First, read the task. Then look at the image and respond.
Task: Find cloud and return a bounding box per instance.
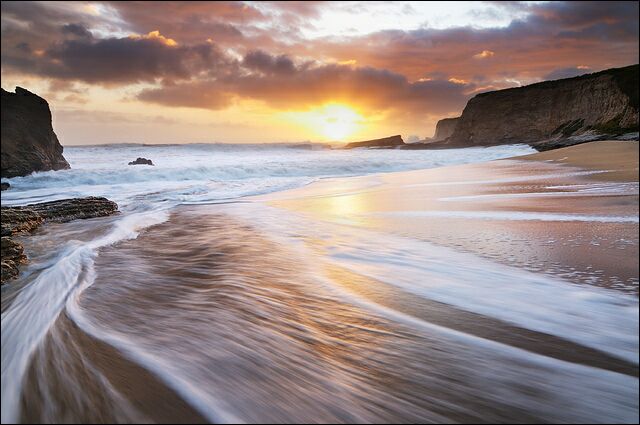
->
[3,31,236,84]
[243,50,297,75]
[1,0,638,125]
[473,50,495,59]
[139,51,472,115]
[137,80,235,110]
[61,23,93,39]
[128,30,178,47]
[543,66,592,80]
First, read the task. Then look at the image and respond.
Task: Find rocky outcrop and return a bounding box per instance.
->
[128,157,154,166]
[0,197,118,284]
[1,207,44,237]
[28,197,119,222]
[430,64,639,150]
[1,182,9,191]
[433,117,460,141]
[1,87,70,178]
[1,237,27,283]
[343,135,405,149]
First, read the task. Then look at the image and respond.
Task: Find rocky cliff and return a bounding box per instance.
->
[432,64,639,150]
[343,135,405,149]
[433,117,460,141]
[1,87,70,178]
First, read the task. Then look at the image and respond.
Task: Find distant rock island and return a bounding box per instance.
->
[1,87,70,178]
[429,64,639,151]
[128,157,154,166]
[343,135,405,149]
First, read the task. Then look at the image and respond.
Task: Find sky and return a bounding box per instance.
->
[1,1,638,145]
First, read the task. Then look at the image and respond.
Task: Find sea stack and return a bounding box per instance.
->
[343,135,405,149]
[1,87,70,178]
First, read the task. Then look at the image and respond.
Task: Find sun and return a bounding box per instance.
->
[319,104,361,140]
[280,103,363,141]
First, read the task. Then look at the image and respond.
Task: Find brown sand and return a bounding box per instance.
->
[519,140,639,181]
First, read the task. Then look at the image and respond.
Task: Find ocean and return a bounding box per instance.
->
[0,142,535,207]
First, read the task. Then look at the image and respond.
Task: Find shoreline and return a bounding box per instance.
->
[2,140,638,423]
[255,140,639,295]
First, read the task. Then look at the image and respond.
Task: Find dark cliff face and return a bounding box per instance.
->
[1,87,70,178]
[343,135,405,149]
[439,65,639,149]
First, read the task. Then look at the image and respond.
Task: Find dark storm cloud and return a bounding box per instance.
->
[61,23,93,39]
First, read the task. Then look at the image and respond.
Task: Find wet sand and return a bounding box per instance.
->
[17,207,637,423]
[259,141,639,295]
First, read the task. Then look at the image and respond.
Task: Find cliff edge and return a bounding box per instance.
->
[1,87,70,178]
[431,64,638,150]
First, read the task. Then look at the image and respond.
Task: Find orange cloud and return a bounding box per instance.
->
[473,50,495,59]
[128,30,178,47]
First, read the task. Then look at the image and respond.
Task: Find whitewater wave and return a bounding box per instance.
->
[1,143,535,208]
[0,209,169,423]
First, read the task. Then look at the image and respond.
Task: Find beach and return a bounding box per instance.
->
[2,141,638,423]
[261,141,639,294]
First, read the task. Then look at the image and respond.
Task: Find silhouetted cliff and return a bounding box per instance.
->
[1,87,70,177]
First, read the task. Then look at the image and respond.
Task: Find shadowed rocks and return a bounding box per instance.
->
[1,87,70,178]
[0,197,118,284]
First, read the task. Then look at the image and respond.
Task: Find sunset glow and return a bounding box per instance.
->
[319,105,361,140]
[0,1,638,144]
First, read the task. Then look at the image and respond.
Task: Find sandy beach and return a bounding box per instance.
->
[260,141,639,295]
[4,141,639,423]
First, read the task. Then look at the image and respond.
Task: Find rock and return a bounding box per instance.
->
[1,237,27,283]
[0,197,118,284]
[27,196,119,223]
[429,64,639,150]
[1,207,43,236]
[343,135,405,149]
[1,182,9,191]
[1,87,70,178]
[432,117,460,142]
[128,157,154,166]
